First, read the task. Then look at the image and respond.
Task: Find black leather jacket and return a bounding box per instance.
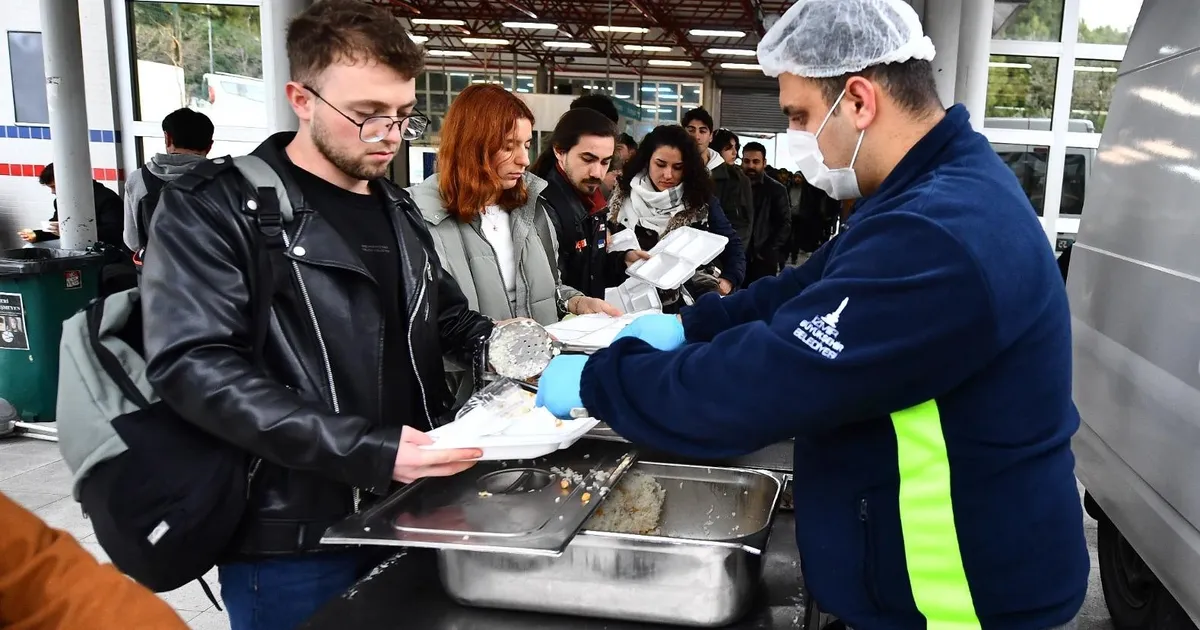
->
[141,133,493,557]
[748,175,792,261]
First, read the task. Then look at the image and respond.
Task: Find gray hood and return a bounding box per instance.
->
[408,171,550,226]
[147,152,207,181]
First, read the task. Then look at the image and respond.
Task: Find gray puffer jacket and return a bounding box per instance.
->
[407,172,581,324]
[408,172,583,408]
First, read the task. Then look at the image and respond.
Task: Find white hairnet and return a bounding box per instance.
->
[757,0,936,79]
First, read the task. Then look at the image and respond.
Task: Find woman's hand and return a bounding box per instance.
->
[718,278,735,296]
[623,250,651,267]
[17,229,36,243]
[567,296,623,317]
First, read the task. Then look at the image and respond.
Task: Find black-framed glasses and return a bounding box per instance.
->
[304,85,429,143]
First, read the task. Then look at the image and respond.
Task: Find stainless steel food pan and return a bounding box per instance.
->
[437,462,785,627]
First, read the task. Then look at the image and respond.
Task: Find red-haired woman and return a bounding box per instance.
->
[407,85,618,401]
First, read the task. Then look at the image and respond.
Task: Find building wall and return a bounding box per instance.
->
[0,0,121,250]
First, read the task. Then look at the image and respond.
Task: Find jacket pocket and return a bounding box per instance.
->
[859,497,883,612]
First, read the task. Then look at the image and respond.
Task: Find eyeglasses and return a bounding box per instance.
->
[303,85,429,143]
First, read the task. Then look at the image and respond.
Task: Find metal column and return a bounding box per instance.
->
[261,0,311,133]
[39,0,97,248]
[923,0,962,108]
[954,0,996,131]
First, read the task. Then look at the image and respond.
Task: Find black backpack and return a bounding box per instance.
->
[56,155,290,606]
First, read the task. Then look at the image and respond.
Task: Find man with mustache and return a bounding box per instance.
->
[533,108,649,298]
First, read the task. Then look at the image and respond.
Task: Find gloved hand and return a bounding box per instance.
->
[535,355,588,419]
[611,313,686,351]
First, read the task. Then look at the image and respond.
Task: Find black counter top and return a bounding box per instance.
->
[301,513,827,630]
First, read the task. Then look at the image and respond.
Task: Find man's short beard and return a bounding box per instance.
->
[311,115,394,181]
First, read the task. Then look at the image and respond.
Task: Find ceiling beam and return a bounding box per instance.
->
[628,0,711,70]
[741,0,765,36]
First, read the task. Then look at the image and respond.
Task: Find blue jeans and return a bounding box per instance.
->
[218,550,383,630]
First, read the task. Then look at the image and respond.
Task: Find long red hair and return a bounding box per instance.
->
[437,84,535,223]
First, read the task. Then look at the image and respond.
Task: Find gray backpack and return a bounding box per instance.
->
[54,155,293,604]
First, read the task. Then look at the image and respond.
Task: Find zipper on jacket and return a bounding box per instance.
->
[471,222,517,319]
[246,457,262,499]
[281,228,362,512]
[408,260,433,429]
[859,498,883,612]
[518,261,535,315]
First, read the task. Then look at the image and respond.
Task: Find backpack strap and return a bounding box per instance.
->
[230,155,291,361]
[85,295,153,410]
[136,166,167,251]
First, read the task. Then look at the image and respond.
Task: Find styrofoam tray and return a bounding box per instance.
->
[421,415,602,461]
[544,310,661,353]
[626,226,728,290]
[605,278,662,315]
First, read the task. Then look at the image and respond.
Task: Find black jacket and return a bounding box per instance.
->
[140,133,493,557]
[38,182,126,250]
[712,163,754,248]
[539,167,628,299]
[748,175,791,261]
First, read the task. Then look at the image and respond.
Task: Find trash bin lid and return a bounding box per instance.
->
[0,248,107,277]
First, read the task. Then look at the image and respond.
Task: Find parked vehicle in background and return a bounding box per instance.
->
[190,72,267,128]
[1069,1,1200,627]
[988,117,1096,253]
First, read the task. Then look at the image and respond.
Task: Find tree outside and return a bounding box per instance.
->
[132,2,262,104]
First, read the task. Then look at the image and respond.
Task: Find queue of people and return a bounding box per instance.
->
[5,1,1091,630]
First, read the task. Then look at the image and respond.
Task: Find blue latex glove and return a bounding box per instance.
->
[536,355,588,419]
[611,313,687,351]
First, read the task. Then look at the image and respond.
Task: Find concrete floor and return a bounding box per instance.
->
[0,433,1115,630]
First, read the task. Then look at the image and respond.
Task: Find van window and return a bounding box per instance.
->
[994,148,1088,217]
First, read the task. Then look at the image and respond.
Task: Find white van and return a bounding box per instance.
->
[1069,1,1200,628]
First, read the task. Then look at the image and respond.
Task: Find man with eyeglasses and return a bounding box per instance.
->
[138,2,492,628]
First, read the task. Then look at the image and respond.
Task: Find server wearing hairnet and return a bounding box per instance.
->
[535,0,1088,628]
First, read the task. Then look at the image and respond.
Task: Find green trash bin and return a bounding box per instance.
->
[0,247,106,422]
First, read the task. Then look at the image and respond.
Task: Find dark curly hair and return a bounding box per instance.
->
[618,125,714,212]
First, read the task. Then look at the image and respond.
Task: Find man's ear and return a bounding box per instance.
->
[844,75,878,131]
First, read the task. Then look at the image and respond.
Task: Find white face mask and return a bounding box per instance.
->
[787,89,865,201]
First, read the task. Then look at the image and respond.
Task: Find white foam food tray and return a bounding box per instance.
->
[544,310,661,353]
[626,226,728,290]
[422,406,601,461]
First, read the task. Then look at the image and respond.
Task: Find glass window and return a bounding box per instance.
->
[992,143,1050,215]
[1070,59,1119,133]
[1078,0,1143,44]
[640,82,660,99]
[658,105,680,123]
[416,74,427,90]
[131,3,263,126]
[429,72,447,92]
[415,93,427,111]
[615,81,636,100]
[985,55,1059,126]
[1060,151,1091,216]
[7,32,48,124]
[449,73,471,92]
[993,0,1064,42]
[429,93,448,114]
[681,84,702,104]
[658,84,681,102]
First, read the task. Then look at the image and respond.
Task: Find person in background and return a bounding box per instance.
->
[741,141,791,284]
[141,2,492,627]
[608,124,745,311]
[532,108,650,299]
[0,491,189,629]
[407,85,619,406]
[123,107,214,252]
[20,164,124,250]
[536,0,1089,627]
[712,128,741,167]
[616,133,637,166]
[683,108,754,255]
[570,93,620,124]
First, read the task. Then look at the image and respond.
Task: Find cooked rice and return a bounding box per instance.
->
[584,471,666,535]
